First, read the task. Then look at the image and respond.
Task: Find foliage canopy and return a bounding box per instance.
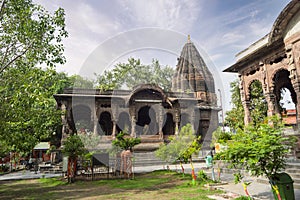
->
[96,58,174,91]
[155,124,201,164]
[62,135,86,159]
[218,117,296,179]
[112,131,141,152]
[0,0,68,156]
[0,0,68,73]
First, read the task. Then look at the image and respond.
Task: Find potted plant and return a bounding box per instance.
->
[62,135,86,183]
[111,131,141,178]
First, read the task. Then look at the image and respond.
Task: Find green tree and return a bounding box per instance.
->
[155,124,201,174]
[96,58,174,91]
[62,134,86,183]
[78,133,102,151]
[224,80,244,131]
[69,74,94,88]
[211,127,232,147]
[112,131,141,152]
[249,80,268,126]
[219,116,296,181]
[62,135,86,159]
[0,0,67,156]
[0,0,68,73]
[0,66,68,156]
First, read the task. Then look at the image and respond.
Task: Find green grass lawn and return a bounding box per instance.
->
[0,170,224,200]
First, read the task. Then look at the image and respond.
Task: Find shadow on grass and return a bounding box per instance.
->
[0,170,221,200]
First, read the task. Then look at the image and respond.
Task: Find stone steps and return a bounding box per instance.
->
[215,159,300,190]
[257,177,300,190]
[256,160,300,189]
[132,152,167,167]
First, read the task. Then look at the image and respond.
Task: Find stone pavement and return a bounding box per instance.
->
[1,163,300,200]
[0,170,61,181]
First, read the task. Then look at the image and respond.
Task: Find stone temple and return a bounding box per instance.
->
[54,37,220,151]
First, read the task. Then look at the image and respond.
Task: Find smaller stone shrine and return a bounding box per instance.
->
[54,36,220,151]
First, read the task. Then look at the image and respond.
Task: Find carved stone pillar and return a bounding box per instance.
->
[93,106,98,135]
[61,103,68,141]
[112,107,118,138]
[157,106,164,140]
[131,115,136,137]
[242,100,251,125]
[175,111,180,136]
[112,120,117,138]
[287,44,300,130]
[292,83,300,130]
[239,74,251,125]
[265,93,279,117]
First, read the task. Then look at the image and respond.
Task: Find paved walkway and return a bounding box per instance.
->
[0,170,61,181]
[1,163,300,200]
[135,163,300,200]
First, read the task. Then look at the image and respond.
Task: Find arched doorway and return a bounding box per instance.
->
[273,69,296,109]
[136,106,158,136]
[163,113,175,135]
[117,112,131,134]
[99,112,113,136]
[273,69,297,126]
[249,80,268,125]
[72,105,92,133]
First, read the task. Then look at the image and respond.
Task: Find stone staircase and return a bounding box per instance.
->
[255,160,300,189]
[212,159,300,189]
[132,151,167,167]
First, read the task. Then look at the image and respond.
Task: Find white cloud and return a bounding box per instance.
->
[221,32,245,46]
[32,0,291,111]
[117,0,201,32]
[67,2,121,36]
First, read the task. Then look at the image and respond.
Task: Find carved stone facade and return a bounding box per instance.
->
[224,1,300,128]
[54,39,220,151]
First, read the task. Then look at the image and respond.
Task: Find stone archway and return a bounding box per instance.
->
[248,80,268,124]
[99,111,113,136]
[72,105,92,132]
[136,106,158,136]
[223,1,300,129]
[163,113,175,135]
[117,112,131,134]
[273,69,297,109]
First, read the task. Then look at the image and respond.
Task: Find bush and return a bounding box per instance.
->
[112,131,141,152]
[198,170,208,182]
[211,127,233,147]
[219,116,296,179]
[62,135,86,159]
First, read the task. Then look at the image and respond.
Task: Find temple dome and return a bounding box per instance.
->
[172,37,215,95]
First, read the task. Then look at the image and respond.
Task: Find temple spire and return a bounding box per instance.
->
[187,34,191,43]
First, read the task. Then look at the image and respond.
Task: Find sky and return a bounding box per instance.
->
[34,0,292,112]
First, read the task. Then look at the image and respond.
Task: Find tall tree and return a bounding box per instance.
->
[249,80,268,126]
[0,0,67,73]
[224,80,245,131]
[0,66,68,155]
[219,117,296,197]
[96,58,174,91]
[69,74,94,89]
[0,0,68,156]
